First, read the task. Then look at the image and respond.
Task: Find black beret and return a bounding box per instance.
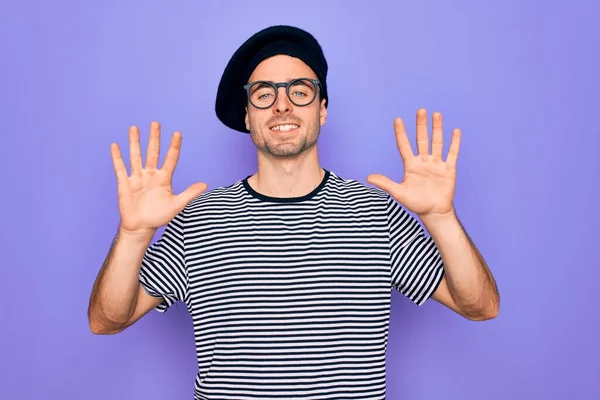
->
[215,25,329,134]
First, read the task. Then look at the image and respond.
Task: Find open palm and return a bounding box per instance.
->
[111,122,207,235]
[367,109,461,218]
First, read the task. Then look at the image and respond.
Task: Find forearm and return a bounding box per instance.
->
[88,225,155,330]
[420,209,499,319]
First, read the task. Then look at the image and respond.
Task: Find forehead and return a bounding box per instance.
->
[248,54,318,82]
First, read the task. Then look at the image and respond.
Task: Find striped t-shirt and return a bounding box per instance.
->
[139,169,445,400]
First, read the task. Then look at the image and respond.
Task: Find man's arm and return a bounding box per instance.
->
[88,225,161,334]
[421,210,500,321]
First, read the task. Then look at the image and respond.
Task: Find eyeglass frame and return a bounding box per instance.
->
[243,78,322,109]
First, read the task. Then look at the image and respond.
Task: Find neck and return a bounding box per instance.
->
[248,145,324,198]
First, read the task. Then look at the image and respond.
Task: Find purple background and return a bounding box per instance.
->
[1,1,598,399]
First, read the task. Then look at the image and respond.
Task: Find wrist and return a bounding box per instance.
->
[418,207,458,231]
[117,224,156,244]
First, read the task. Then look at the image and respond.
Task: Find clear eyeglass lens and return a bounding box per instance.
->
[249,79,316,108]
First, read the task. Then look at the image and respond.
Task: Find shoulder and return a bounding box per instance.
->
[182,178,247,216]
[326,170,391,203]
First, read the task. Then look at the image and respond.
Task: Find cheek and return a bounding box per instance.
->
[248,111,266,128]
[247,113,270,138]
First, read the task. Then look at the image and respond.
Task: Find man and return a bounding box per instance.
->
[88,25,499,399]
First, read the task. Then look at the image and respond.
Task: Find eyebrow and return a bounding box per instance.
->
[289,79,310,87]
[249,82,272,94]
[253,82,272,89]
[248,78,313,93]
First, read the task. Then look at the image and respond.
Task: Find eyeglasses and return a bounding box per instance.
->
[244,78,321,109]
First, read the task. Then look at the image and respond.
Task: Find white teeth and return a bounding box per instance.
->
[271,124,298,132]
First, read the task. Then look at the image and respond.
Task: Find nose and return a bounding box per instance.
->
[273,87,292,114]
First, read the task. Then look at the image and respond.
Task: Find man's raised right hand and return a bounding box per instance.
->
[110,121,207,236]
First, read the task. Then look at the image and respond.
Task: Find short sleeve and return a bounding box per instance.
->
[138,210,188,313]
[385,194,445,305]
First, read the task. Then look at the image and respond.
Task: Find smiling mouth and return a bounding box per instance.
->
[270,124,299,132]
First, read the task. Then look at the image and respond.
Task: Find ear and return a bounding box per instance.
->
[319,98,328,126]
[244,106,249,131]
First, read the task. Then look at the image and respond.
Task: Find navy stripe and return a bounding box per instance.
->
[139,170,445,399]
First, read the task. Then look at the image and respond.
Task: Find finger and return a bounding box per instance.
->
[161,131,182,175]
[416,108,429,157]
[146,121,161,170]
[431,112,444,162]
[446,128,461,167]
[110,143,129,185]
[175,182,208,211]
[129,125,143,175]
[393,117,414,161]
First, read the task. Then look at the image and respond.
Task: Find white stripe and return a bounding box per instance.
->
[139,170,444,399]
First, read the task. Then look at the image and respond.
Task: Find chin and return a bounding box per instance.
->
[264,142,306,158]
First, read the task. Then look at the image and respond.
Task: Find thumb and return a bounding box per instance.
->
[175,182,208,210]
[367,174,406,203]
[366,174,398,194]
